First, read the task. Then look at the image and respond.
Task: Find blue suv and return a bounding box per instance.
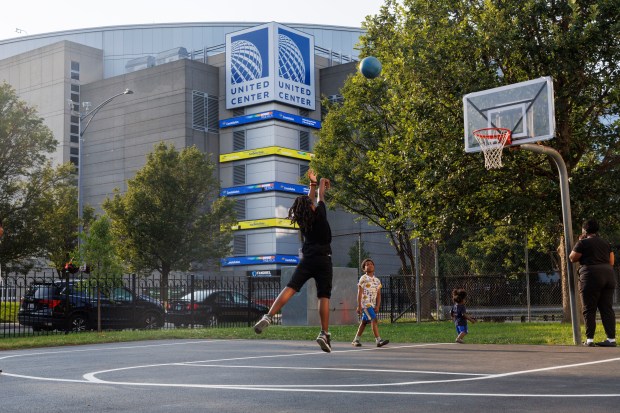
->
[18,281,164,332]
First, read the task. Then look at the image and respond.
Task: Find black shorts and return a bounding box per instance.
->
[287,255,333,298]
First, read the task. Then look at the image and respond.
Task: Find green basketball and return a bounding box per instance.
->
[359,56,382,79]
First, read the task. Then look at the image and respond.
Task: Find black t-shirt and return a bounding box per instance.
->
[572,235,612,266]
[301,201,332,257]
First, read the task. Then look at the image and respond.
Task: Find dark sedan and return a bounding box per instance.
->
[166,289,268,327]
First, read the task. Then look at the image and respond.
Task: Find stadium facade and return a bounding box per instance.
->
[0,22,401,276]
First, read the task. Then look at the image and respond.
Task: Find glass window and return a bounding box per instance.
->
[70,156,78,166]
[213,292,233,305]
[70,125,79,134]
[70,147,79,155]
[71,61,80,71]
[232,292,250,305]
[110,287,133,302]
[70,135,79,143]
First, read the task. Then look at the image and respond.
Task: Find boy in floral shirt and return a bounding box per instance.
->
[351,258,389,347]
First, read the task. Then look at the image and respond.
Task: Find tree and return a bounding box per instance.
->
[0,82,67,272]
[80,215,123,280]
[36,163,82,274]
[347,240,372,273]
[104,143,237,303]
[315,0,620,321]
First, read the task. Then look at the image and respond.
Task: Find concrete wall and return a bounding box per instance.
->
[0,41,103,167]
[80,59,219,213]
[281,266,358,326]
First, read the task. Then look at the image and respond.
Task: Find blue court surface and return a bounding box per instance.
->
[1,339,618,412]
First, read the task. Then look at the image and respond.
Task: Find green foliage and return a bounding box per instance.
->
[347,240,372,269]
[0,82,74,272]
[315,0,620,283]
[80,215,123,280]
[3,322,619,350]
[37,163,79,274]
[0,302,19,323]
[103,143,236,298]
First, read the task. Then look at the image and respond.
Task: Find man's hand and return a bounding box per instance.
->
[308,169,318,183]
[320,178,331,190]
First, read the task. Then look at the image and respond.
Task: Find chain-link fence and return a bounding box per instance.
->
[335,227,620,323]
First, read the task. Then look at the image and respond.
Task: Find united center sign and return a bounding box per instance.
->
[225,22,316,110]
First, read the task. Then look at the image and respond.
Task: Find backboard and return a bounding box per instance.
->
[463,77,555,153]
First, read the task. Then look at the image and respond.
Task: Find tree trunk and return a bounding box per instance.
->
[419,243,434,320]
[160,262,171,308]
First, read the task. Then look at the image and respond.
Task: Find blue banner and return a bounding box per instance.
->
[219,110,321,129]
[221,254,300,266]
[220,181,309,197]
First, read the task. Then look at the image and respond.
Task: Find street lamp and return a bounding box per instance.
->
[76,88,133,247]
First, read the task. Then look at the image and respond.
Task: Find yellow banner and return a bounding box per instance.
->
[232,218,297,230]
[220,146,314,163]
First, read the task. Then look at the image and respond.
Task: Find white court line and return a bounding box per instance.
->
[3,340,620,397]
[177,363,488,376]
[0,342,448,384]
[0,339,219,361]
[82,349,620,391]
[1,372,92,383]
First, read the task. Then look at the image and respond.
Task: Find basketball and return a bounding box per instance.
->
[359,56,382,79]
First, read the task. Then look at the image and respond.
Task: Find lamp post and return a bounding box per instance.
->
[76,88,133,247]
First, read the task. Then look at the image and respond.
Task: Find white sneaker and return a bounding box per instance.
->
[351,339,362,347]
[316,332,332,353]
[253,314,272,334]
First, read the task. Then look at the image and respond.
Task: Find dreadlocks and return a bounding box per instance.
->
[288,195,315,233]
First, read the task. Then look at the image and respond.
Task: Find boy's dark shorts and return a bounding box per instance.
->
[287,255,333,298]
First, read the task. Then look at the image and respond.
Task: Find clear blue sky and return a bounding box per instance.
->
[1,0,385,41]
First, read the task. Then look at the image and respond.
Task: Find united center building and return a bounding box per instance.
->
[0,22,400,275]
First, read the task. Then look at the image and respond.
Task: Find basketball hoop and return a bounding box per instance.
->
[472,127,512,169]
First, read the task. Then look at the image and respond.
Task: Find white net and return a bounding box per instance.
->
[473,128,511,169]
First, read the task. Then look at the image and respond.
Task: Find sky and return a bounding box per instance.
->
[1,0,385,41]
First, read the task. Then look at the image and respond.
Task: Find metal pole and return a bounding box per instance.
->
[77,89,133,249]
[525,231,531,322]
[520,144,580,344]
[77,114,84,249]
[414,237,421,324]
[434,241,440,320]
[358,228,362,278]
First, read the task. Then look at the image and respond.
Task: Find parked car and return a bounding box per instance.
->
[18,281,164,332]
[166,289,268,327]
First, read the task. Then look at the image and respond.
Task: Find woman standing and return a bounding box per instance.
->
[569,219,616,347]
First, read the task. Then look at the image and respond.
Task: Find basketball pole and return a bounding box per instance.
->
[520,144,581,345]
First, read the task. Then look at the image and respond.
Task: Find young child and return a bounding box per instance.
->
[351,258,389,348]
[450,288,476,343]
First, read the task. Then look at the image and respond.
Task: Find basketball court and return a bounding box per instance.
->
[1,339,619,412]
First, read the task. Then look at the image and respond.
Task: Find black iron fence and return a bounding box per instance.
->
[0,271,282,338]
[1,266,619,338]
